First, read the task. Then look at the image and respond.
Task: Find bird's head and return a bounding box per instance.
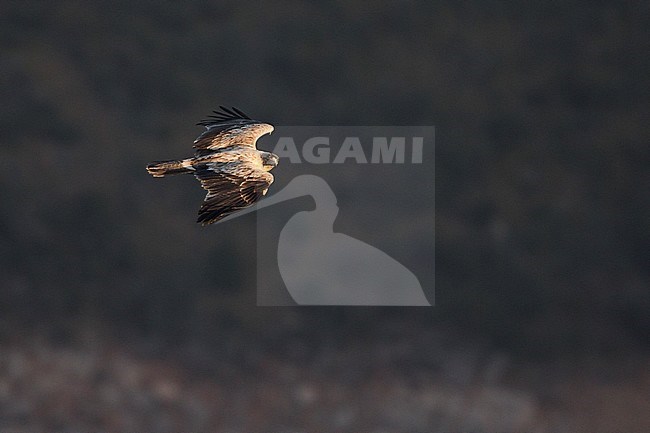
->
[261,151,280,171]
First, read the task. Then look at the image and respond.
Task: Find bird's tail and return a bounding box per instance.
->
[146,159,195,177]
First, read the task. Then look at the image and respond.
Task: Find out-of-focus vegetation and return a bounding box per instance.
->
[0,0,648,358]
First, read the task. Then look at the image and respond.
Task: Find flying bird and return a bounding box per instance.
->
[146,106,278,225]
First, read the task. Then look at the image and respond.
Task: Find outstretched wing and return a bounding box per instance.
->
[194,162,274,225]
[193,106,273,155]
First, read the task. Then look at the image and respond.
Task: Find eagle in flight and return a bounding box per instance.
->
[146,106,279,225]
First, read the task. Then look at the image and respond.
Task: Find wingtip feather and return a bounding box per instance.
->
[196,105,255,127]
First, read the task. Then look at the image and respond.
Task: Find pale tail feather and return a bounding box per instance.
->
[146,159,194,177]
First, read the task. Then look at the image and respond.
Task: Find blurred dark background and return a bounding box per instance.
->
[1,1,649,432]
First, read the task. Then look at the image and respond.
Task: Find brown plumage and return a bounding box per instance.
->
[146,107,279,225]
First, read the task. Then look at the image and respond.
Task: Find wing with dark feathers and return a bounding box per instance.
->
[196,105,252,126]
[194,164,274,225]
[193,106,271,154]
